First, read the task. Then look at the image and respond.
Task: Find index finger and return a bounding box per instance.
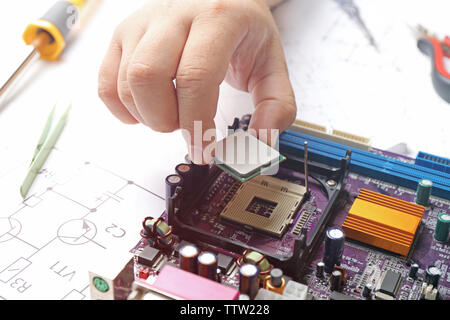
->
[176,11,247,164]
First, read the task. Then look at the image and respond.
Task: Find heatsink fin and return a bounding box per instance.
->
[342,189,425,256]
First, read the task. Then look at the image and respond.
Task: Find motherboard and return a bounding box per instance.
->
[89,116,450,301]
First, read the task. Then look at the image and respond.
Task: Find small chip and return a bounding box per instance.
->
[137,246,161,267]
[214,130,285,182]
[379,270,401,297]
[217,253,234,273]
[330,291,358,300]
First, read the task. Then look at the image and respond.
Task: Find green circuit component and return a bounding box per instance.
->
[415,179,433,206]
[241,251,271,277]
[434,212,450,242]
[143,218,173,245]
[93,277,109,293]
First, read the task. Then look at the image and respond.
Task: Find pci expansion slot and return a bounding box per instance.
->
[279,123,450,200]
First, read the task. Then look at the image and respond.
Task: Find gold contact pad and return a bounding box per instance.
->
[220,175,306,237]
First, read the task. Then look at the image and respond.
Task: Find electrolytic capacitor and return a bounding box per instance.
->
[165,174,183,214]
[323,227,345,273]
[239,263,260,300]
[330,270,342,291]
[434,212,450,242]
[175,163,194,192]
[409,263,420,279]
[198,252,218,281]
[416,179,433,206]
[266,268,286,294]
[165,174,183,201]
[316,261,325,278]
[362,283,373,298]
[179,244,200,273]
[425,266,442,287]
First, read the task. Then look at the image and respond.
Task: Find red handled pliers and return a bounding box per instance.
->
[413,25,450,103]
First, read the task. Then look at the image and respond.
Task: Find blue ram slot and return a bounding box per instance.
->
[279,130,450,200]
[415,151,450,174]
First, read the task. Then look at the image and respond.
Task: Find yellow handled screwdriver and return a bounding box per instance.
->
[0,0,85,97]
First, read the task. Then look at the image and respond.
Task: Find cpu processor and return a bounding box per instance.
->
[214,130,285,182]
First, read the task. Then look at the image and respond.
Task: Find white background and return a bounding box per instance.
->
[0,0,449,197]
[0,0,449,300]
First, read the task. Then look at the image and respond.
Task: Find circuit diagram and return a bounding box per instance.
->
[0,149,164,299]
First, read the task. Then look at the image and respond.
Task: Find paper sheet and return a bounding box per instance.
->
[0,0,449,299]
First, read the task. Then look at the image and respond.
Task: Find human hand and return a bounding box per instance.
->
[98,0,296,164]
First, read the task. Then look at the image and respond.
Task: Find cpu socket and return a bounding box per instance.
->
[220,175,306,237]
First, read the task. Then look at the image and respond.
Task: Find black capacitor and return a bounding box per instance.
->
[239,263,260,300]
[316,261,325,278]
[323,227,345,273]
[269,268,283,287]
[425,266,442,287]
[165,174,183,200]
[198,252,218,281]
[165,174,183,214]
[330,270,342,291]
[179,244,200,273]
[362,283,373,299]
[175,163,194,191]
[192,163,209,182]
[409,263,420,279]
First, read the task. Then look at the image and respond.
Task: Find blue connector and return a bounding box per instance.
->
[415,151,450,174]
[279,130,450,200]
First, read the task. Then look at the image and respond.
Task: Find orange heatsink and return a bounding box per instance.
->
[342,189,425,256]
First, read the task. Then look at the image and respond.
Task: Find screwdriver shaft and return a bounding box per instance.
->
[0,32,51,98]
